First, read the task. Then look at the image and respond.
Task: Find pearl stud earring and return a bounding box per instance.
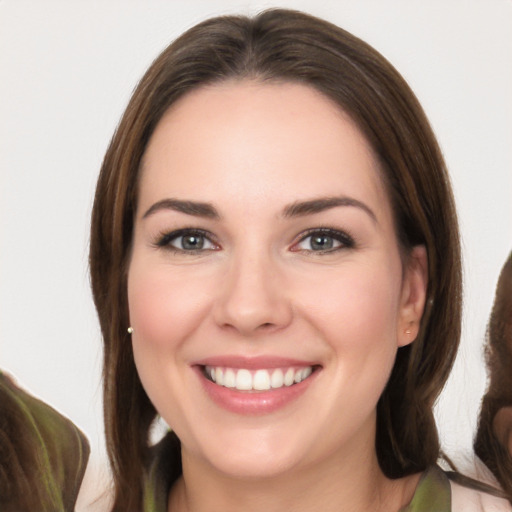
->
[127,327,134,334]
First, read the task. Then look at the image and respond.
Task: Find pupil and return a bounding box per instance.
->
[311,235,333,250]
[182,235,203,250]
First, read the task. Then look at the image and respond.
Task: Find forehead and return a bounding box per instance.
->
[139,80,390,221]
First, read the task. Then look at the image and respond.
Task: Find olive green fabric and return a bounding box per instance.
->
[399,465,451,511]
[143,433,451,512]
[0,371,90,511]
[143,433,182,512]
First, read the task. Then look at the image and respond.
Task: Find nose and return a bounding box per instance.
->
[213,251,293,336]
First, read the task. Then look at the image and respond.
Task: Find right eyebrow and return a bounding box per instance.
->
[282,196,377,224]
[142,198,220,220]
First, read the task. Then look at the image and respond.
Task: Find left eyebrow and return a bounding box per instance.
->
[282,196,377,223]
[142,198,220,220]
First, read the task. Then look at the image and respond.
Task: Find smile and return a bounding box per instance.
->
[204,366,314,391]
[195,357,320,414]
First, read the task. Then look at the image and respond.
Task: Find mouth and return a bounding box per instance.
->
[202,365,316,392]
[194,356,321,414]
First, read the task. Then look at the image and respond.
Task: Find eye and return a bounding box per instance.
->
[291,228,355,253]
[155,229,218,252]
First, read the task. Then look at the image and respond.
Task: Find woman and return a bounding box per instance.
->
[0,371,89,511]
[475,252,512,504]
[89,9,510,511]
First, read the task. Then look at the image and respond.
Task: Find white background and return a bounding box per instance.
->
[1,0,511,474]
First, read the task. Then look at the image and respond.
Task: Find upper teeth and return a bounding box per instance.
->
[205,366,313,391]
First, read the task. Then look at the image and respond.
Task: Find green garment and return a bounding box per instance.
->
[0,371,90,511]
[142,433,451,512]
[399,465,451,511]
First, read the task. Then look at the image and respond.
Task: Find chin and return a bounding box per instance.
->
[188,428,309,480]
[208,451,302,480]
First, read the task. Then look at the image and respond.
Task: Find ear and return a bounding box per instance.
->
[397,245,428,347]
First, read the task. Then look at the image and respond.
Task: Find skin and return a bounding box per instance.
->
[128,81,428,512]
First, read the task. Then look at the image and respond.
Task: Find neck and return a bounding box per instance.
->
[168,434,419,512]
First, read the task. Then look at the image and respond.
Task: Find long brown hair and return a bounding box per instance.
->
[0,372,89,511]
[89,9,462,510]
[475,252,512,504]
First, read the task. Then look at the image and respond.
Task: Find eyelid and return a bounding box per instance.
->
[152,226,354,254]
[290,227,355,253]
[153,227,220,251]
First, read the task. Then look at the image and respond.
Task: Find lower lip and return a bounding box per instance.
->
[196,367,318,415]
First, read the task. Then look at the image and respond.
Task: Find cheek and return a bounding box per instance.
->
[298,264,402,349]
[128,270,175,346]
[126,261,214,428]
[329,277,399,387]
[294,259,403,416]
[127,261,213,363]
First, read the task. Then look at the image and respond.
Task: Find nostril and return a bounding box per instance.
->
[259,322,275,330]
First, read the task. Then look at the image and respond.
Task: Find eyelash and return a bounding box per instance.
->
[154,228,218,253]
[291,228,355,254]
[153,227,355,254]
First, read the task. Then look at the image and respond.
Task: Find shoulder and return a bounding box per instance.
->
[0,371,90,511]
[445,453,512,511]
[450,480,512,511]
[403,465,511,511]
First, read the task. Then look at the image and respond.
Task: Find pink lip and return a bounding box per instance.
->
[192,357,320,415]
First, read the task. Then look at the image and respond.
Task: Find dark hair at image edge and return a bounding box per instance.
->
[474,252,512,504]
[89,9,462,510]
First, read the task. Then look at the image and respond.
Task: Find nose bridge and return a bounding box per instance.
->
[214,243,291,334]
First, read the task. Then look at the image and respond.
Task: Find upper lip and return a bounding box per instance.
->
[193,355,319,369]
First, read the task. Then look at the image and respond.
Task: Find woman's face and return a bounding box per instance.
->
[128,81,427,478]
